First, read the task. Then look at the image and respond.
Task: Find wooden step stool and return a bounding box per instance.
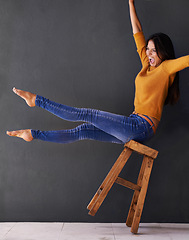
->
[87,140,158,234]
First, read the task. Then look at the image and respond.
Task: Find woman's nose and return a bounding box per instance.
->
[148,49,153,55]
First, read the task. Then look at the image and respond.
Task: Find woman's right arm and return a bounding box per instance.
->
[129,0,142,34]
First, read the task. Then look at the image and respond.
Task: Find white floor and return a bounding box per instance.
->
[0,222,189,240]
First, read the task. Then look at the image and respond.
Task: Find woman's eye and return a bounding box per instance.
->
[146,48,156,53]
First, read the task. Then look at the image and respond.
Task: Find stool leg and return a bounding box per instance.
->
[126,155,147,227]
[88,147,132,216]
[87,148,128,211]
[131,156,154,234]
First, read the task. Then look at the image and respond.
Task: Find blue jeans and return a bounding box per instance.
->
[31,95,154,144]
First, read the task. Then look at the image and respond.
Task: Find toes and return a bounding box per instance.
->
[7,131,13,136]
[13,87,18,94]
[6,131,11,136]
[7,130,19,137]
[13,87,21,96]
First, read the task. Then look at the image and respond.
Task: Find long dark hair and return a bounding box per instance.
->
[146,33,180,105]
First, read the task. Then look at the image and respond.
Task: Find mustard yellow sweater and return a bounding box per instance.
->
[133,31,189,121]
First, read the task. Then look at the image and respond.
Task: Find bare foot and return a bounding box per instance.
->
[6,129,33,142]
[13,87,36,107]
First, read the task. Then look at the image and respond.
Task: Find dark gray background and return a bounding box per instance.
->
[1,0,189,222]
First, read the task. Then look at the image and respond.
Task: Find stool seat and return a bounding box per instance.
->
[87,140,158,234]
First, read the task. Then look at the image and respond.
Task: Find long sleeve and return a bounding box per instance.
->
[163,55,189,75]
[133,31,149,67]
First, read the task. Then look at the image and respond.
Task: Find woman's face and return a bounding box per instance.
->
[146,40,162,67]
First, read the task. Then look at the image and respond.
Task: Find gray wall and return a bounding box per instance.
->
[1,0,189,222]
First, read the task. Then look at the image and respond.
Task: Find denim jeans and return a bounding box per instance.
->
[31,95,154,144]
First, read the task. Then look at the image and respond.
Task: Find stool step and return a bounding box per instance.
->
[125,140,158,159]
[115,177,141,191]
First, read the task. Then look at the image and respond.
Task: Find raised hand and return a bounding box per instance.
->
[128,0,142,34]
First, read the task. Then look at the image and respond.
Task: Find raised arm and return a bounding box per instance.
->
[129,0,142,34]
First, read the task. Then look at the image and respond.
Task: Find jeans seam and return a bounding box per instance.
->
[46,101,127,125]
[37,95,130,126]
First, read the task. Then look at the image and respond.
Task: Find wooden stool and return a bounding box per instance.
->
[87,140,158,234]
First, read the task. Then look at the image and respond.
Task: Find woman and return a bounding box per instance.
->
[6,0,189,144]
